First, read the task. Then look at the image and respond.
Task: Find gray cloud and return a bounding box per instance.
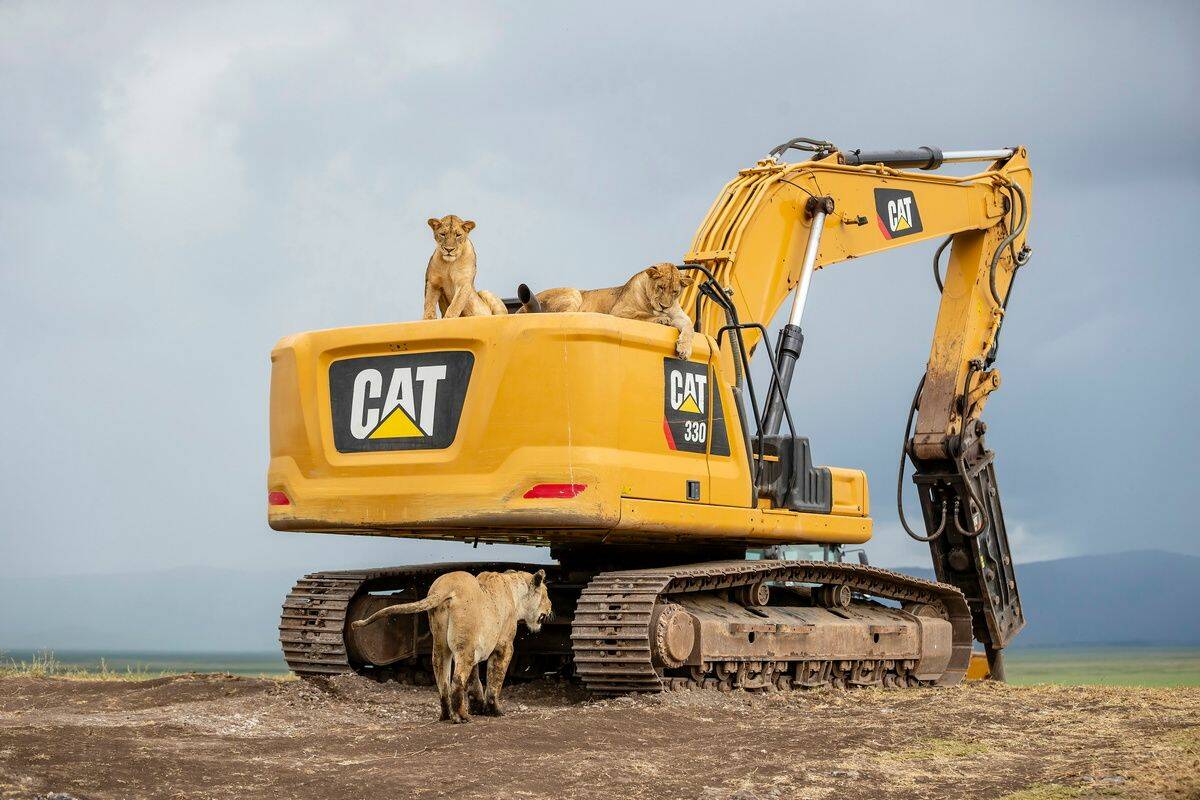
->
[2,0,1197,579]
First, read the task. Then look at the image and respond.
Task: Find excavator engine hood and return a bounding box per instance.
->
[270,314,645,538]
[266,313,870,549]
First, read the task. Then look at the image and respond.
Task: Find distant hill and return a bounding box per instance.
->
[893,550,1200,648]
[1,551,1197,653]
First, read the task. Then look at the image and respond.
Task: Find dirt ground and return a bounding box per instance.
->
[0,674,1196,800]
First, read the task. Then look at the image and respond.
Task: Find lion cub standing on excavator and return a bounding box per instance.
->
[423,215,507,319]
[526,262,696,358]
[352,569,551,723]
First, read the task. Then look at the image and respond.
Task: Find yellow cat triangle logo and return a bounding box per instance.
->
[893,215,910,231]
[678,395,702,414]
[370,405,424,439]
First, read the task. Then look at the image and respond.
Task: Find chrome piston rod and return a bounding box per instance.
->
[762,197,830,436]
[787,207,826,328]
[942,149,1015,163]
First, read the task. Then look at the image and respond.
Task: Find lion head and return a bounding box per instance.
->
[643,262,694,312]
[520,569,552,633]
[427,214,476,261]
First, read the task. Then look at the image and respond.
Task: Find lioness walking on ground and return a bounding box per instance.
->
[423,215,508,319]
[352,569,551,723]
[524,262,696,358]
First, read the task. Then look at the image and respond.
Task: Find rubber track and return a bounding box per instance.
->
[279,561,548,679]
[571,560,972,694]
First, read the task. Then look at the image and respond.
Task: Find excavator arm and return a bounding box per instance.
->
[682,142,1032,675]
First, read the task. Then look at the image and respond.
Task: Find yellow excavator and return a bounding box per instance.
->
[269,137,1030,692]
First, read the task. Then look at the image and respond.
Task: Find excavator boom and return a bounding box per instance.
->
[684,147,1032,450]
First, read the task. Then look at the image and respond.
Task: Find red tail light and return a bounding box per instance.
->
[523,483,587,499]
[268,491,291,506]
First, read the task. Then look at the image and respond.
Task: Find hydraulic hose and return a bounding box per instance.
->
[932,236,952,293]
[951,491,987,538]
[767,137,835,161]
[987,182,1028,308]
[937,182,1030,301]
[950,362,989,538]
[988,185,1032,366]
[897,373,948,543]
[897,369,992,541]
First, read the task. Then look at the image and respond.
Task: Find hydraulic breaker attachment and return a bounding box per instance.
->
[913,431,1024,677]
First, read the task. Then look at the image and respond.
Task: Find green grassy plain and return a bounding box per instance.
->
[4,646,1198,686]
[1003,646,1200,687]
[1,650,290,680]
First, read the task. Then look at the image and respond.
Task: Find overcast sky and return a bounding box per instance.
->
[2,1,1197,580]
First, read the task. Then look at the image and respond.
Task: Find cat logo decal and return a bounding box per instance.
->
[662,359,730,456]
[874,188,924,239]
[669,368,706,415]
[329,352,473,452]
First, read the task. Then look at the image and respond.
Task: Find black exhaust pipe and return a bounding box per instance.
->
[517,283,541,313]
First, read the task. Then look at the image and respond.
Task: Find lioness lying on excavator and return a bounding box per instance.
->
[522,262,696,359]
[352,569,551,723]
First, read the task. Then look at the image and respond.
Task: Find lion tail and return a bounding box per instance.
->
[478,290,508,316]
[351,587,454,628]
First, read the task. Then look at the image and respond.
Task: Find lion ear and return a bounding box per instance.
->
[680,275,695,286]
[462,220,476,233]
[532,569,545,587]
[427,218,441,231]
[643,266,659,278]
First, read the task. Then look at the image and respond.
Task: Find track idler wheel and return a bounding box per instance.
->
[651,603,696,669]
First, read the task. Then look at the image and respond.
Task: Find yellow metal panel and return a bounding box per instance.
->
[828,467,870,517]
[615,320,712,504]
[268,313,873,547]
[966,651,991,681]
[614,497,871,545]
[705,363,756,508]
